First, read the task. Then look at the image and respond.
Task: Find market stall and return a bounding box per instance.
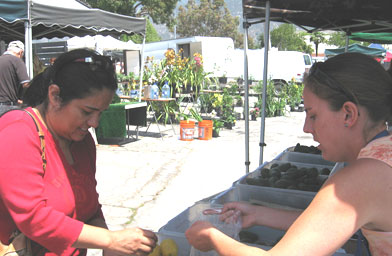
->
[0,0,146,91]
[240,0,392,173]
[153,1,392,254]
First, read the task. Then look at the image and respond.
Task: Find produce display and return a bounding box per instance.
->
[239,230,281,247]
[148,238,178,256]
[293,143,321,154]
[245,162,330,192]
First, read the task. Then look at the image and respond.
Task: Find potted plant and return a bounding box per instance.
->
[250,107,260,121]
[212,119,224,137]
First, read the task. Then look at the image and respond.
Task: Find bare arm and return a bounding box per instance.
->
[73,224,157,256]
[188,159,389,255]
[220,202,302,231]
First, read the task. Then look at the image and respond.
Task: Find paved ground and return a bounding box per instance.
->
[87,111,314,255]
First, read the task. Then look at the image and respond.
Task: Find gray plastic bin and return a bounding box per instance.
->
[233,160,334,209]
[275,150,336,167]
[158,201,352,255]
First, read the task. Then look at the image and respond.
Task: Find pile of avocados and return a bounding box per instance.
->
[245,162,331,192]
[293,143,321,154]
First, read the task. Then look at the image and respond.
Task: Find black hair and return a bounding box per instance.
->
[23,49,117,107]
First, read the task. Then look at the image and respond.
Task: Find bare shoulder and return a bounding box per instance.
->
[319,158,392,226]
[332,158,392,188]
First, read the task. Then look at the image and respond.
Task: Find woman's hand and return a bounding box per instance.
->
[185,221,216,252]
[220,202,258,229]
[107,227,157,255]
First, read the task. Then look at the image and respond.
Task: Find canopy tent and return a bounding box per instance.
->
[67,35,141,52]
[385,51,392,63]
[0,0,146,77]
[0,0,146,101]
[349,33,392,44]
[368,43,385,50]
[324,43,386,57]
[241,0,392,173]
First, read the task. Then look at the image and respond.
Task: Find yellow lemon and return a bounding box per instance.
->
[160,238,178,256]
[148,244,161,256]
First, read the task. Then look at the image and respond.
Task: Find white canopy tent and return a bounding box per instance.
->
[67,35,141,53]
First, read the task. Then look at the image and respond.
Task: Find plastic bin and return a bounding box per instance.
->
[233,160,333,209]
[158,201,353,255]
[275,150,336,167]
[156,231,190,256]
[210,185,308,210]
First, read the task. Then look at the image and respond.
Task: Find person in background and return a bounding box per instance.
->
[0,40,30,114]
[0,49,157,256]
[186,52,392,255]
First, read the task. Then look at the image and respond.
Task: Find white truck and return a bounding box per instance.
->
[143,36,235,77]
[229,48,313,86]
[144,37,312,87]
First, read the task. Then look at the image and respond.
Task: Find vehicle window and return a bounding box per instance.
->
[303,55,312,65]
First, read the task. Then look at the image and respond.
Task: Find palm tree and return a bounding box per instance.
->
[310,32,326,57]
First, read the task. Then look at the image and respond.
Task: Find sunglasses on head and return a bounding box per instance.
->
[309,62,359,105]
[51,51,116,83]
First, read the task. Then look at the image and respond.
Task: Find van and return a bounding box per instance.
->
[230,49,312,88]
[267,50,312,86]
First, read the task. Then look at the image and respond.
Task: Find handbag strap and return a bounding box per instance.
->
[23,109,46,172]
[0,108,46,172]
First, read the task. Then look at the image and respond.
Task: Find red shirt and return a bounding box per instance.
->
[0,108,103,255]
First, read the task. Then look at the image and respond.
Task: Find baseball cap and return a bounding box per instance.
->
[7,40,25,51]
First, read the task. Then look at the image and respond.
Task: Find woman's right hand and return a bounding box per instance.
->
[106,227,157,255]
[220,202,259,229]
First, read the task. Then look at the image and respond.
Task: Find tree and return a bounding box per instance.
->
[326,31,367,47]
[176,0,245,48]
[309,31,326,57]
[121,19,161,44]
[85,0,179,28]
[258,24,312,54]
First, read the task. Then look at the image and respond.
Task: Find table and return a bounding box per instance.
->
[96,101,147,144]
[142,98,176,139]
[125,101,147,140]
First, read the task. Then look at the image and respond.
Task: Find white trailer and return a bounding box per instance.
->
[229,48,313,85]
[143,36,235,77]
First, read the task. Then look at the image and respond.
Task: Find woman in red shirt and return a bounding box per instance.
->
[0,49,157,255]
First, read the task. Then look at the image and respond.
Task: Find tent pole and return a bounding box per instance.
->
[138,35,146,102]
[345,32,349,52]
[259,0,270,165]
[243,19,250,174]
[25,0,33,78]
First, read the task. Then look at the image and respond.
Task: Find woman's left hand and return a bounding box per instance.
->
[185,220,216,252]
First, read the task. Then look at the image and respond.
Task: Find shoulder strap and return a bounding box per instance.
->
[23,110,46,173]
[1,108,46,172]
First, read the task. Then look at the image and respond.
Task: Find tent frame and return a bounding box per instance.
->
[1,0,147,102]
[242,0,392,173]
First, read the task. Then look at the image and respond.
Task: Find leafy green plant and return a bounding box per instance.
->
[150,101,179,125]
[286,81,304,110]
[189,108,203,122]
[254,79,289,117]
[220,87,236,125]
[213,119,224,136]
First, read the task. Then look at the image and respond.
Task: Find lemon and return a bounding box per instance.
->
[160,238,178,256]
[148,244,161,256]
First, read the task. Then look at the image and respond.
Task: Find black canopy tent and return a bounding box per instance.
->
[0,0,147,101]
[241,0,392,173]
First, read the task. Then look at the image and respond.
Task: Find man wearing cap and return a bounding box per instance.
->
[0,40,30,114]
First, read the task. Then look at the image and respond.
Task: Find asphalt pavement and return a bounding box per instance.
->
[87,111,314,255]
